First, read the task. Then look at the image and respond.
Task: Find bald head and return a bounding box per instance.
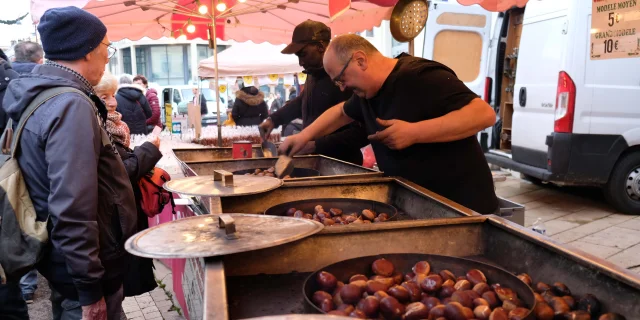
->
[324,34,394,99]
[325,34,379,65]
[14,41,44,64]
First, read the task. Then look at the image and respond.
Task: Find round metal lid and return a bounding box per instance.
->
[164,170,283,197]
[125,214,324,259]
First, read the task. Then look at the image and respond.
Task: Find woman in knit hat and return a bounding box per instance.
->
[94,72,162,297]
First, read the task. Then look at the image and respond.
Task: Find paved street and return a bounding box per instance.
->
[494,171,640,275]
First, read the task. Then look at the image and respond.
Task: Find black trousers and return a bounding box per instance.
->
[0,280,29,320]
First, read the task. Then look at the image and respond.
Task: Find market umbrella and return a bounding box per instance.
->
[456,0,528,11]
[198,42,302,78]
[30,0,394,146]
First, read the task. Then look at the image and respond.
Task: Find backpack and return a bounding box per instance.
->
[138,167,175,218]
[0,87,88,284]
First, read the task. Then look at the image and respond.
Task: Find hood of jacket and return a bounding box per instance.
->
[12,62,39,74]
[3,64,95,123]
[235,86,265,106]
[117,84,146,101]
[146,87,158,97]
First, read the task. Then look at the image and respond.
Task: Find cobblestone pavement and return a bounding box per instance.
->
[494,170,640,274]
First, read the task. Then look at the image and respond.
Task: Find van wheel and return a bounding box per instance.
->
[604,151,640,215]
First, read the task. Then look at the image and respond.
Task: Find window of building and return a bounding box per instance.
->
[359,29,374,37]
[432,30,483,82]
[135,47,146,77]
[122,47,132,75]
[149,45,189,85]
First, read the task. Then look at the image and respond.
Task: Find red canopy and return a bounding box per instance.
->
[456,0,528,12]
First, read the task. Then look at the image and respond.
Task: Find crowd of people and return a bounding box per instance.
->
[0,6,164,320]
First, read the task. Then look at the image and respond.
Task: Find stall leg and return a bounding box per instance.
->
[204,257,228,320]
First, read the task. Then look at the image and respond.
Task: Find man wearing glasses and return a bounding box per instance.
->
[259,20,368,165]
[2,7,134,320]
[280,34,499,215]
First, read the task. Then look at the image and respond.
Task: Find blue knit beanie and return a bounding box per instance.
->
[37,6,107,61]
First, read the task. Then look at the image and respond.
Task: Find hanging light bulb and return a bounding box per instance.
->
[238,0,246,3]
[186,19,196,33]
[178,29,187,41]
[216,0,227,11]
[199,4,208,14]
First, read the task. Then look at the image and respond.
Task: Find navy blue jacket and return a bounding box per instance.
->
[11,61,39,74]
[3,65,138,305]
[116,85,152,135]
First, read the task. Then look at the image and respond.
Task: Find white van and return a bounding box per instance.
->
[483,0,640,214]
[159,84,228,126]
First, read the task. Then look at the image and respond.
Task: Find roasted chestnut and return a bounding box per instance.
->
[598,313,627,320]
[380,296,405,320]
[489,307,509,320]
[549,296,571,316]
[451,291,474,309]
[388,285,411,302]
[378,213,389,220]
[254,168,262,174]
[502,298,522,312]
[454,279,472,291]
[348,309,367,319]
[349,280,367,290]
[403,302,430,320]
[322,218,335,226]
[533,293,545,304]
[317,211,330,220]
[314,205,324,213]
[313,291,333,306]
[370,275,395,287]
[474,305,492,320]
[561,310,591,320]
[345,215,358,223]
[294,210,304,218]
[552,282,572,297]
[356,296,380,318]
[466,269,487,286]
[286,208,297,216]
[517,273,532,287]
[327,310,347,316]
[372,259,395,277]
[562,295,576,309]
[464,290,480,300]
[317,271,338,291]
[412,261,431,275]
[482,291,500,309]
[420,274,443,293]
[439,285,457,299]
[473,298,490,308]
[303,214,313,219]
[473,282,492,295]
[494,286,517,302]
[391,272,403,285]
[366,280,391,294]
[577,293,601,316]
[401,281,422,302]
[429,305,447,319]
[340,284,362,305]
[374,291,389,300]
[421,296,441,310]
[329,208,343,216]
[533,301,554,320]
[319,299,334,312]
[508,307,529,320]
[444,301,472,320]
[361,209,376,221]
[442,279,456,287]
[536,282,552,293]
[337,304,355,314]
[440,270,456,282]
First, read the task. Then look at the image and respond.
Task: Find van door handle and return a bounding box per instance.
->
[519,87,527,107]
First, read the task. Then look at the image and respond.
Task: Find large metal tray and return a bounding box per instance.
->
[264,198,399,222]
[303,254,535,319]
[173,145,276,162]
[176,155,383,182]
[214,216,640,319]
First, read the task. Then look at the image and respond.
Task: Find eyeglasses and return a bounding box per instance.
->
[102,42,117,59]
[332,53,354,88]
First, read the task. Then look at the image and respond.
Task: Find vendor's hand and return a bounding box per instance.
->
[259,118,275,141]
[148,136,161,149]
[367,118,417,150]
[82,298,106,320]
[278,133,311,157]
[298,141,316,155]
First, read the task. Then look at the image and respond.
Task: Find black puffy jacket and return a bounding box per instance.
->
[116,85,152,135]
[231,86,269,126]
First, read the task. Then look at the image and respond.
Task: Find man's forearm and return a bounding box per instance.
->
[300,102,352,141]
[411,98,496,143]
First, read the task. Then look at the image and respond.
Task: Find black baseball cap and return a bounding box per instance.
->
[281,20,332,54]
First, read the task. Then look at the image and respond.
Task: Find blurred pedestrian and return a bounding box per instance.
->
[3,6,138,320]
[116,74,152,134]
[192,87,208,115]
[231,86,269,126]
[133,75,162,132]
[94,72,161,298]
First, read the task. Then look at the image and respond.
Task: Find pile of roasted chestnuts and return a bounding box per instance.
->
[311,258,530,319]
[244,167,291,179]
[286,205,390,226]
[515,273,626,320]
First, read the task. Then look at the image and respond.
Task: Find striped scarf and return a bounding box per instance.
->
[106,111,130,148]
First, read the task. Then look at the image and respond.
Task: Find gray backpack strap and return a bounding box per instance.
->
[8,87,90,158]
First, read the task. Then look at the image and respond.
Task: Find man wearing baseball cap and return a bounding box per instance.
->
[260,20,368,165]
[2,6,137,319]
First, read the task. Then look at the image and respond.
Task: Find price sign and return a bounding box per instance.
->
[591,0,640,60]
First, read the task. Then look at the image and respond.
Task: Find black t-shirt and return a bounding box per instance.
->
[343,54,498,214]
